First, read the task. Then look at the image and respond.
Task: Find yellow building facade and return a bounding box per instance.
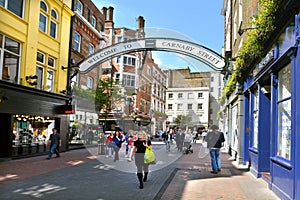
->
[0,0,73,91]
[0,0,74,158]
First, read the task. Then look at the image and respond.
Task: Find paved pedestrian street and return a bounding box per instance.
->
[0,142,280,200]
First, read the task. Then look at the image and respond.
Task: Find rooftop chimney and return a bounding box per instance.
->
[107,6,114,21]
[137,16,145,29]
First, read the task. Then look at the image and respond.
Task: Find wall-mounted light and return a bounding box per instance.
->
[25,75,38,86]
[238,26,260,36]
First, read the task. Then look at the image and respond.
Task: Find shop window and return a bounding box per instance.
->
[277,63,291,160]
[12,114,55,157]
[0,35,21,83]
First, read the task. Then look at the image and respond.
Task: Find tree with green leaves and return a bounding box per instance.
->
[95,77,124,133]
[174,115,192,129]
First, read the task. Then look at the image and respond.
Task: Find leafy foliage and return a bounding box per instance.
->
[73,86,95,102]
[95,77,124,113]
[174,115,192,127]
[220,0,282,104]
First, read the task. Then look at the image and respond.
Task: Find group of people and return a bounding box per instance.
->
[45,125,225,189]
[104,130,135,161]
[161,128,195,152]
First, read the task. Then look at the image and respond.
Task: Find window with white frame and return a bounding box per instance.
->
[122,74,135,87]
[116,56,121,63]
[123,56,136,66]
[46,69,54,92]
[188,104,192,110]
[87,77,93,89]
[1,0,24,17]
[39,1,48,33]
[0,34,21,83]
[36,51,56,91]
[50,9,58,38]
[74,32,81,52]
[198,92,203,98]
[39,1,59,39]
[277,63,291,160]
[36,66,44,90]
[178,93,183,99]
[89,43,94,55]
[168,93,173,99]
[188,93,194,99]
[76,0,83,15]
[91,16,96,28]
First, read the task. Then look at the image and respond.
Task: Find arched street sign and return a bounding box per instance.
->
[78,37,227,72]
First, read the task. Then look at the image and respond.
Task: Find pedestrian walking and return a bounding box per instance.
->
[112,131,125,162]
[130,131,152,189]
[105,132,114,158]
[205,125,225,174]
[164,131,172,152]
[46,128,62,160]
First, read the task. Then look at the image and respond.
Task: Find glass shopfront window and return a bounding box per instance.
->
[12,114,55,157]
[277,63,291,160]
[253,90,259,148]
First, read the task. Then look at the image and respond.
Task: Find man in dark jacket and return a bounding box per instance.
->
[46,128,62,160]
[205,125,225,174]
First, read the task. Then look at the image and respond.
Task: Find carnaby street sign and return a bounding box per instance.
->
[78,37,227,72]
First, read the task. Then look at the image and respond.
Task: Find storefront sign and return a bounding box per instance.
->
[253,50,274,76]
[79,38,226,72]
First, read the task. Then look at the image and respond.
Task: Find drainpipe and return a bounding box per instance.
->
[66,0,75,104]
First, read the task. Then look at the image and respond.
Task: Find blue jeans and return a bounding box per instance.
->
[209,148,221,172]
[106,143,114,156]
[48,143,60,158]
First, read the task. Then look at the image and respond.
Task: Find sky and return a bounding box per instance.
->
[93,0,225,72]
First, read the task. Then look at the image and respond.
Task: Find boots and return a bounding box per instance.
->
[137,173,143,189]
[143,172,148,182]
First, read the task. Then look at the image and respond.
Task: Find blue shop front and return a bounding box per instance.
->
[243,13,300,200]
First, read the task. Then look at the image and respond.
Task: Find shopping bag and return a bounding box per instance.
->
[144,146,156,164]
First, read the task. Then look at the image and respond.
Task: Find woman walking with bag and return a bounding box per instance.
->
[130,131,152,189]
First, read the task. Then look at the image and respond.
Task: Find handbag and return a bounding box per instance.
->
[144,146,156,164]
